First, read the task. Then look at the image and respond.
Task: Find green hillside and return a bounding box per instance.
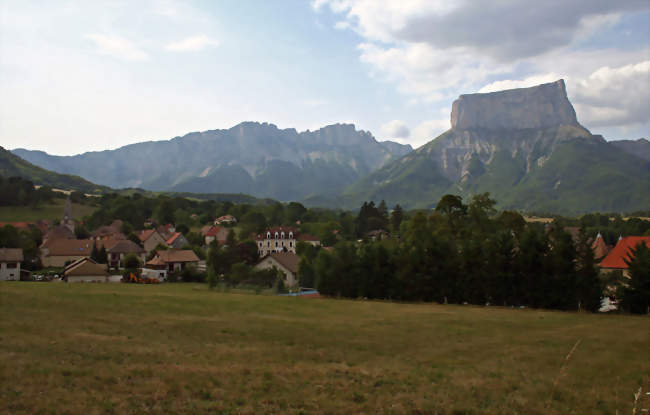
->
[342,132,650,214]
[0,146,108,193]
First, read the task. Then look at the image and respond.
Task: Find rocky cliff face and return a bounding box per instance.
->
[430,80,593,182]
[450,80,580,130]
[341,79,650,214]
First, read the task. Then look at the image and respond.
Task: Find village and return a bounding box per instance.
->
[1,192,648,313]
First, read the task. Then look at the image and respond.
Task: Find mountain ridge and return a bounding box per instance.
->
[13,122,412,201]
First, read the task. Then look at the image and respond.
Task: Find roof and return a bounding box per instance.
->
[64,257,108,277]
[600,236,650,269]
[205,226,227,237]
[137,229,155,241]
[200,225,213,236]
[106,239,145,254]
[44,239,94,256]
[256,226,298,240]
[0,248,23,262]
[297,233,319,242]
[0,221,31,230]
[44,225,75,241]
[150,249,199,264]
[591,233,610,260]
[215,215,237,223]
[166,232,183,245]
[91,220,123,238]
[263,252,300,274]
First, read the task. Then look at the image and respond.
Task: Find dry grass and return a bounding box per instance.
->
[1,282,648,414]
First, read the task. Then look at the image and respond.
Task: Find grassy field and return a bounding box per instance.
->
[1,283,648,414]
[0,199,97,223]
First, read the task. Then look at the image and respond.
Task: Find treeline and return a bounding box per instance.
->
[559,213,650,246]
[0,176,57,207]
[300,194,646,313]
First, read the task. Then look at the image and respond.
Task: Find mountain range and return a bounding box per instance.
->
[13,123,411,201]
[9,80,650,214]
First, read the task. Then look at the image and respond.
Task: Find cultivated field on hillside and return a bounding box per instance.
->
[0,199,96,222]
[1,283,648,414]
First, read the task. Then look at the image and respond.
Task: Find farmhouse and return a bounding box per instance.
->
[254,252,299,287]
[105,239,146,268]
[599,236,650,277]
[0,248,23,281]
[40,239,94,267]
[146,249,199,272]
[64,257,109,283]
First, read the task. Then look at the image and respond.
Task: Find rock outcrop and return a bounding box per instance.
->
[450,79,580,130]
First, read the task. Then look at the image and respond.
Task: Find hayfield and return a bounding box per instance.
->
[1,282,648,414]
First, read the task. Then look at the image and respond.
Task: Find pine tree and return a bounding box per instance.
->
[621,242,650,314]
[575,228,602,312]
[390,204,404,234]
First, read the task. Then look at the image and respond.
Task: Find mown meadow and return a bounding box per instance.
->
[1,282,648,414]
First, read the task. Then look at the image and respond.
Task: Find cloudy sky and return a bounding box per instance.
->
[1,0,648,155]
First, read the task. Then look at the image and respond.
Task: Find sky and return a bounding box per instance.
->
[1,0,649,155]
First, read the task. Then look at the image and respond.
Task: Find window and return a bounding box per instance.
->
[275,241,278,247]
[267,232,271,239]
[281,232,285,239]
[275,232,279,239]
[289,242,293,247]
[259,242,262,247]
[289,232,293,239]
[7,262,17,269]
[267,241,270,247]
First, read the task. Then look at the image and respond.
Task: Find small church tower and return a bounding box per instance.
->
[61,196,75,233]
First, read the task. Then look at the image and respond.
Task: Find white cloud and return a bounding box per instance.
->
[478,73,563,93]
[411,118,449,148]
[317,0,650,133]
[334,21,350,30]
[380,119,410,138]
[85,34,149,61]
[165,35,219,52]
[572,61,650,127]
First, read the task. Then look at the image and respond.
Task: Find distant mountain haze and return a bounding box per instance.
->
[13,123,412,201]
[341,80,650,214]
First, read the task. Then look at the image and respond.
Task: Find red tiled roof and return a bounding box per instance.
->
[138,229,154,241]
[0,221,31,230]
[600,236,650,269]
[205,226,222,237]
[166,232,182,245]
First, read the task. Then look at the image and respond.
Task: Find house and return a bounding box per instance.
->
[137,229,167,253]
[64,257,109,283]
[0,248,23,281]
[166,232,189,249]
[105,240,146,268]
[256,227,316,257]
[599,236,650,278]
[157,224,176,240]
[203,226,229,246]
[90,220,125,241]
[254,252,300,287]
[146,249,199,272]
[366,229,389,241]
[42,225,76,243]
[214,215,237,225]
[40,239,94,267]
